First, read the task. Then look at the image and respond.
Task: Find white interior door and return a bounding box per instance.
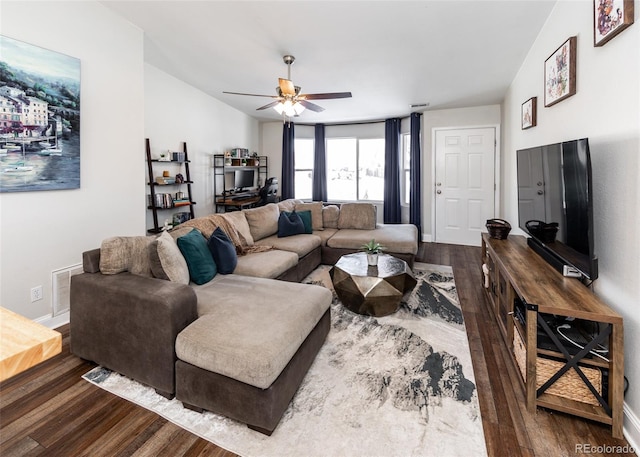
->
[434,127,496,246]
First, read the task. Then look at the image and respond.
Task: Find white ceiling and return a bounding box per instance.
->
[102,0,556,123]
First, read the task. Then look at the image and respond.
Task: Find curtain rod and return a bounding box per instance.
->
[294,113,417,127]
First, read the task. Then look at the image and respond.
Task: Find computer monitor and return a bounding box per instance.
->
[234,169,255,192]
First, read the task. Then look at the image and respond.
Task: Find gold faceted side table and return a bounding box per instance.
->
[330,253,417,317]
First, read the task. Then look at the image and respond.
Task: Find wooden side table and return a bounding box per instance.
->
[0,307,62,382]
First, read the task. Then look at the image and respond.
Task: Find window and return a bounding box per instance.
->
[294,138,314,200]
[327,137,384,202]
[402,133,411,205]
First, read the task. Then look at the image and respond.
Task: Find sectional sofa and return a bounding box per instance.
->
[70,200,418,434]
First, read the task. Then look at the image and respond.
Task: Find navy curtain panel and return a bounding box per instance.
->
[312,123,327,202]
[383,118,401,223]
[409,112,422,236]
[281,121,295,200]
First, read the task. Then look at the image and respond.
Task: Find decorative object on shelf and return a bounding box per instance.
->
[594,0,634,46]
[485,219,511,239]
[172,151,186,162]
[521,97,537,129]
[159,151,171,162]
[544,36,577,107]
[361,239,384,266]
[175,173,184,184]
[162,170,170,177]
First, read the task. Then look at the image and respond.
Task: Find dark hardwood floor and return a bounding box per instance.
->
[0,243,634,456]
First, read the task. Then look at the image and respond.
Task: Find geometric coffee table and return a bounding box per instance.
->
[330,253,417,317]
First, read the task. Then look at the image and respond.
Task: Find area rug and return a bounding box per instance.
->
[83,263,487,457]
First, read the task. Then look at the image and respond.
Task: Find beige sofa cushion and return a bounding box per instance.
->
[255,233,322,258]
[327,224,418,254]
[179,274,331,389]
[99,236,154,277]
[322,205,340,229]
[337,203,376,230]
[277,198,303,212]
[221,210,254,246]
[243,203,279,241]
[234,249,298,278]
[148,231,190,284]
[313,228,338,246]
[295,202,324,230]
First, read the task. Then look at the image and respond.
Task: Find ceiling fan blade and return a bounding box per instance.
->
[300,92,352,100]
[223,91,278,98]
[256,100,281,111]
[279,78,296,96]
[299,100,325,113]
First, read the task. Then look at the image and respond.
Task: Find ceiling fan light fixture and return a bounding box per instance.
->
[273,99,305,117]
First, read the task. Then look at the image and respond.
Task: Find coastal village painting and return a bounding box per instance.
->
[0,35,80,192]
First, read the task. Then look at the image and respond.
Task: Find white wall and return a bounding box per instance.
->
[144,64,259,226]
[0,2,144,323]
[501,0,639,442]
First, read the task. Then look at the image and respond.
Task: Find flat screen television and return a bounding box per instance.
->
[516,138,598,280]
[234,169,255,192]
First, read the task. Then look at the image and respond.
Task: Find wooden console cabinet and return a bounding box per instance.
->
[481,233,624,438]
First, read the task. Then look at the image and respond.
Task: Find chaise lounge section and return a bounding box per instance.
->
[70,200,418,434]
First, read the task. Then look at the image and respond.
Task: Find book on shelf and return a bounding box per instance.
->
[173,200,191,207]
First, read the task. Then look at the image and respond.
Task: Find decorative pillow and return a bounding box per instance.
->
[338,203,377,230]
[207,227,237,274]
[277,199,303,212]
[100,236,154,277]
[221,211,254,246]
[295,202,324,231]
[244,203,280,241]
[296,210,313,234]
[169,225,195,240]
[176,230,217,285]
[278,211,306,237]
[322,205,340,229]
[149,231,190,284]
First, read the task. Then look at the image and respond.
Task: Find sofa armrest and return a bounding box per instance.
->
[70,271,197,397]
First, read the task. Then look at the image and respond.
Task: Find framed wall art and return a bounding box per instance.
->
[0,35,80,193]
[521,97,537,129]
[544,36,576,107]
[594,0,634,46]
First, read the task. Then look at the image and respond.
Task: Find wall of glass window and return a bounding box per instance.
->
[293,122,410,203]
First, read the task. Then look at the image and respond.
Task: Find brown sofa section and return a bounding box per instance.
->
[70,250,198,398]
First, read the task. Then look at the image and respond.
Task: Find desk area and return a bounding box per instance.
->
[215,193,261,211]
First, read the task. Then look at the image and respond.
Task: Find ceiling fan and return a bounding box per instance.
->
[223,55,352,116]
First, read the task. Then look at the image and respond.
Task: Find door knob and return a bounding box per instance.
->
[436,182,442,186]
[537,190,543,195]
[436,190,442,194]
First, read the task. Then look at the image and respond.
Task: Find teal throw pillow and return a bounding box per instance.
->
[278,211,305,238]
[176,229,217,284]
[207,227,237,274]
[296,210,313,234]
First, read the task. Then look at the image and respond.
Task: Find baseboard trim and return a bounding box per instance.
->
[624,402,640,451]
[35,311,70,330]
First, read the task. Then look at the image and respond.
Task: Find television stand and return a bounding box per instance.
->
[481,233,624,438]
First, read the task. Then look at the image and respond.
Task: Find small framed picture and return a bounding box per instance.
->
[594,0,634,47]
[544,36,577,107]
[521,97,537,129]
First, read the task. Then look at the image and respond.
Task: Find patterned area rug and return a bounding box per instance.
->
[83,263,487,457]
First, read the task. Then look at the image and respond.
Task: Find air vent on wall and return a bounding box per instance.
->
[52,264,83,316]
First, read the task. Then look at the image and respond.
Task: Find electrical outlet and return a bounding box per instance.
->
[30,285,43,302]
